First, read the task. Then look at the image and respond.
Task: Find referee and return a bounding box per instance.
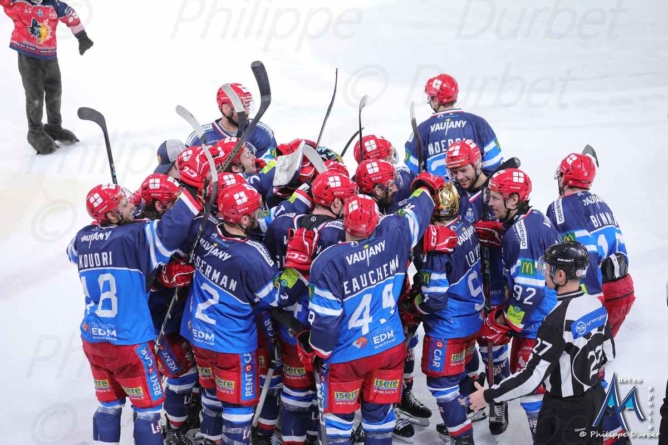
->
[469,241,616,444]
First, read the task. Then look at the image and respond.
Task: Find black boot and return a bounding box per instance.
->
[436,424,475,444]
[27,129,57,154]
[489,401,509,435]
[44,123,79,143]
[397,387,432,426]
[164,421,196,445]
[393,410,416,443]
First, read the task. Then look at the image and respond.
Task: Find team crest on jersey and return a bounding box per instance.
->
[28,18,52,44]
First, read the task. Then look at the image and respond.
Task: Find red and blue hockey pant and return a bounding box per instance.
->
[319,343,406,445]
[82,339,164,445]
[193,347,259,444]
[279,340,318,445]
[421,334,477,440]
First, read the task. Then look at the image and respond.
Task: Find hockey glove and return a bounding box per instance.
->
[297,330,317,373]
[410,172,446,198]
[285,227,319,273]
[423,224,458,253]
[255,158,267,171]
[158,259,195,288]
[76,31,94,55]
[479,306,513,345]
[473,221,504,248]
[398,287,422,331]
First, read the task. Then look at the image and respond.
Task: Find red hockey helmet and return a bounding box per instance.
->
[445,140,482,172]
[217,83,253,111]
[176,146,210,185]
[217,183,263,225]
[209,172,247,198]
[489,168,532,202]
[210,137,248,171]
[311,170,359,207]
[425,74,459,105]
[353,135,394,164]
[344,194,380,238]
[140,173,182,206]
[355,159,397,195]
[86,184,127,222]
[556,153,597,190]
[324,160,350,177]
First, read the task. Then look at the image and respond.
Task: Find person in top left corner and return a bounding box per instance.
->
[1,0,94,155]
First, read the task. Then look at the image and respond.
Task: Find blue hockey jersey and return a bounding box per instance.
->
[546,192,628,297]
[264,213,346,345]
[66,192,201,345]
[386,163,415,214]
[501,209,560,337]
[404,109,502,177]
[186,118,276,159]
[417,218,485,339]
[180,225,303,354]
[308,189,434,363]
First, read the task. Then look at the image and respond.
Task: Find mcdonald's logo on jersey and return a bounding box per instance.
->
[520,259,535,276]
[593,374,645,430]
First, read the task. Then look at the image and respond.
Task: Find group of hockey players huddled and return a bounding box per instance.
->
[67,74,636,445]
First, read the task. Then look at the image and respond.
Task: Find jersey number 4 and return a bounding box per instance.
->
[348,283,395,335]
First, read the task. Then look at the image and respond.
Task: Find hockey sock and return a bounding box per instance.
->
[164,370,197,428]
[520,394,542,442]
[361,402,396,445]
[323,412,355,444]
[281,385,316,445]
[429,376,472,439]
[200,389,223,441]
[133,408,163,445]
[480,344,510,385]
[403,343,416,391]
[256,388,281,437]
[459,351,481,397]
[222,403,254,445]
[93,404,122,444]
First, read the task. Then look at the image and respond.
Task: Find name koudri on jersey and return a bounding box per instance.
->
[404,109,502,177]
[546,191,628,297]
[185,119,276,159]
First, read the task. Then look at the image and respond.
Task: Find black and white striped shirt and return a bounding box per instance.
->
[485,289,615,401]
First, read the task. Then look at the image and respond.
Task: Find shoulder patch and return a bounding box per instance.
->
[515,219,528,250]
[553,198,565,225]
[245,240,275,267]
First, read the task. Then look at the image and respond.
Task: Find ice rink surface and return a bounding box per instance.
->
[0,0,666,443]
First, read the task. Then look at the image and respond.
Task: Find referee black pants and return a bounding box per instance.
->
[535,383,605,445]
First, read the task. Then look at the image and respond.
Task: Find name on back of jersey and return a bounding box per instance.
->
[342,254,400,295]
[78,251,114,269]
[193,255,238,293]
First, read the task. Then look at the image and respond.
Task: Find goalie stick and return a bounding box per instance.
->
[221,84,247,138]
[77,107,117,184]
[316,68,338,149]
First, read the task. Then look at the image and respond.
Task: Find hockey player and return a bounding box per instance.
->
[405,74,502,177]
[469,242,615,445]
[181,183,302,445]
[137,174,199,445]
[546,153,635,443]
[297,172,443,445]
[186,83,276,158]
[264,170,358,445]
[67,181,203,445]
[355,159,407,215]
[402,182,484,445]
[2,0,93,154]
[209,137,260,175]
[445,140,511,433]
[155,140,188,178]
[473,168,560,440]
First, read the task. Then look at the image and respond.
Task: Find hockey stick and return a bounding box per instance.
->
[221,84,247,139]
[357,95,369,159]
[583,144,599,167]
[480,156,521,428]
[340,127,363,158]
[154,106,219,355]
[410,101,423,171]
[316,68,338,148]
[252,345,277,428]
[77,107,117,184]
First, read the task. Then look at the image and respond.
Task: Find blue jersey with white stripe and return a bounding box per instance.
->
[417,218,485,339]
[386,164,415,214]
[404,109,502,177]
[546,192,628,297]
[66,192,200,345]
[308,190,434,363]
[181,226,301,354]
[502,209,560,337]
[186,118,276,159]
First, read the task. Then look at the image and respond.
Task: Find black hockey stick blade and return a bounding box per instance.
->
[316,68,338,148]
[583,144,600,167]
[271,307,307,337]
[357,95,368,158]
[78,107,117,184]
[410,101,423,172]
[340,127,363,157]
[221,84,247,138]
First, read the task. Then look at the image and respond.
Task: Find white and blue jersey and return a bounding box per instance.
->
[66,192,201,345]
[308,189,434,363]
[417,218,484,339]
[502,209,561,337]
[186,118,276,159]
[404,109,502,177]
[386,163,415,214]
[546,192,628,297]
[181,226,303,354]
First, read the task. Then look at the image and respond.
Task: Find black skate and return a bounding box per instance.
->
[436,424,475,444]
[164,423,196,445]
[44,123,79,143]
[489,401,508,435]
[397,388,432,426]
[27,130,57,154]
[252,430,282,445]
[393,410,416,444]
[351,422,364,445]
[467,406,487,422]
